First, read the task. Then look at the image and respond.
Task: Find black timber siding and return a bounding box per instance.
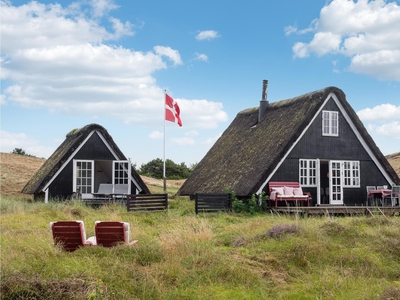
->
[268,97,390,206]
[74,132,117,160]
[47,132,118,200]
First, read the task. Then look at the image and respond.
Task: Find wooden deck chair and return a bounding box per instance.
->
[50,221,96,252]
[94,221,138,247]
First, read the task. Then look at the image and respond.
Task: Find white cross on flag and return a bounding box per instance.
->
[165,94,182,127]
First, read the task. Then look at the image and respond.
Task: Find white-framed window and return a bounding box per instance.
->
[299,159,317,187]
[322,111,339,136]
[343,161,360,187]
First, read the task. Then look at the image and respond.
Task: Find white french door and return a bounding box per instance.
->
[73,160,94,198]
[329,161,344,205]
[112,160,131,189]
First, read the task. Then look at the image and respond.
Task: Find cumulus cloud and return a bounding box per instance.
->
[375,122,400,137]
[153,46,183,66]
[0,0,227,128]
[175,98,228,129]
[194,52,208,62]
[184,130,199,137]
[149,131,163,139]
[0,130,54,158]
[195,30,220,41]
[171,137,195,146]
[357,104,400,142]
[357,103,400,121]
[90,0,119,18]
[287,0,400,81]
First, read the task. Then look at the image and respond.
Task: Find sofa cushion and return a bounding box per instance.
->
[284,186,294,196]
[272,187,284,195]
[293,187,303,196]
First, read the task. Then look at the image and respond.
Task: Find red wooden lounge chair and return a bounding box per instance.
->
[50,220,96,252]
[94,221,138,247]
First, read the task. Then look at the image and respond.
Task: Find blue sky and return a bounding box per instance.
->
[1,0,400,167]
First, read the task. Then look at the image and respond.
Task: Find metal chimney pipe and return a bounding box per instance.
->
[258,80,269,122]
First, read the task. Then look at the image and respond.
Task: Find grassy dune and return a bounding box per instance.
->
[1,152,400,299]
[1,195,400,300]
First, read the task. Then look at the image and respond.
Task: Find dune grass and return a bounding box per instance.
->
[1,195,400,299]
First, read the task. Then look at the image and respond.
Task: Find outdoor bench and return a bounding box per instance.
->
[268,181,310,207]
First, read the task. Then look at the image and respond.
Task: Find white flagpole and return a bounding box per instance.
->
[163,90,167,193]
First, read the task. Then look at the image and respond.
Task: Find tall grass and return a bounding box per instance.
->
[1,195,400,299]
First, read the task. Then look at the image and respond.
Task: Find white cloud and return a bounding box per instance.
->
[90,0,118,18]
[357,104,400,148]
[176,98,228,129]
[153,46,183,66]
[149,131,163,139]
[0,1,227,128]
[184,130,199,137]
[195,30,220,41]
[194,52,208,62]
[0,130,54,158]
[357,103,400,121]
[375,121,400,137]
[288,0,400,81]
[171,137,195,146]
[203,133,222,146]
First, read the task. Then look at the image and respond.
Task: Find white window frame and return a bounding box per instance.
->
[343,161,360,187]
[73,160,94,197]
[299,159,317,187]
[112,160,131,191]
[322,110,339,137]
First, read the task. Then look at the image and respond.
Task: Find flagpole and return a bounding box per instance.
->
[163,90,167,193]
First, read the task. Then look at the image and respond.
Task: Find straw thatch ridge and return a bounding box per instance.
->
[22,123,150,195]
[178,86,399,197]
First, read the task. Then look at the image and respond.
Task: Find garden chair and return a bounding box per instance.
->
[391,186,400,206]
[366,186,376,206]
[94,221,138,247]
[92,183,113,199]
[50,220,96,252]
[113,184,129,201]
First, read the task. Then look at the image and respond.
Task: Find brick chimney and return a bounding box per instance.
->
[258,80,269,122]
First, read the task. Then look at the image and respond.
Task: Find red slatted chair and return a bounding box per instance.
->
[50,221,95,252]
[94,221,138,247]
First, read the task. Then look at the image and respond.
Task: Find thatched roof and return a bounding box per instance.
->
[22,123,150,194]
[178,86,400,197]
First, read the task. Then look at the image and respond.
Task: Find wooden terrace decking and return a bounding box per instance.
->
[270,205,400,216]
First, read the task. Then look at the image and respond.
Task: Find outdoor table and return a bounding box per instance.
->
[368,189,392,205]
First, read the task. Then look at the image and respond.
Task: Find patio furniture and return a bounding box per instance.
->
[391,186,400,206]
[50,220,96,252]
[268,182,310,207]
[366,186,376,206]
[92,183,113,199]
[113,184,129,200]
[368,186,391,206]
[94,221,138,247]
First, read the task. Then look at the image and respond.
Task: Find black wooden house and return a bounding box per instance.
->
[178,82,400,206]
[22,123,150,202]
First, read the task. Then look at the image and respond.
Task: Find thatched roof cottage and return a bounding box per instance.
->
[178,82,399,206]
[22,123,150,202]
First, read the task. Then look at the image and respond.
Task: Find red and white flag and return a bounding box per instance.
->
[165,93,182,127]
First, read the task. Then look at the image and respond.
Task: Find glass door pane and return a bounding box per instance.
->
[74,160,94,198]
